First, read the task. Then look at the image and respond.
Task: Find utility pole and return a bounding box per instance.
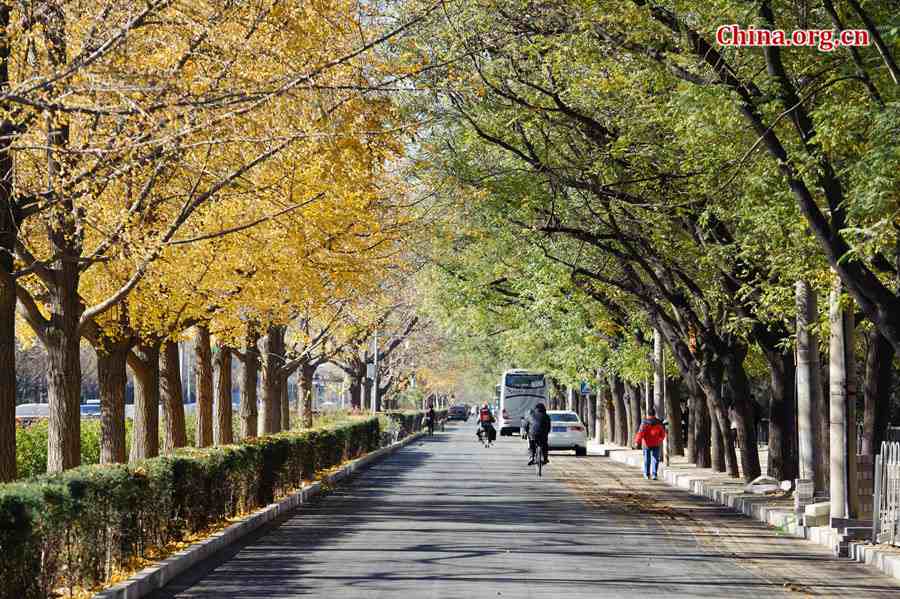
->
[796,281,820,487]
[370,328,379,414]
[829,280,856,519]
[653,329,666,420]
[654,329,668,465]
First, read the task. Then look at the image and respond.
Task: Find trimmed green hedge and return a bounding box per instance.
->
[15,419,110,480]
[0,418,381,599]
[15,413,246,480]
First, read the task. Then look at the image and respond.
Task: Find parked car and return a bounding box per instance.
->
[447,405,468,421]
[15,403,50,418]
[80,403,101,418]
[547,410,587,456]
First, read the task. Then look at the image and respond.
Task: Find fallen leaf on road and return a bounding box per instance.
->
[783,581,815,594]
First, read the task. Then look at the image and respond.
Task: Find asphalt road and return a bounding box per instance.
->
[151,422,900,598]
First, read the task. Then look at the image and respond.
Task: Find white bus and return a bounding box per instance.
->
[497,369,547,436]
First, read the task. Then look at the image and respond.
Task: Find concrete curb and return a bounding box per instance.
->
[94,431,426,599]
[598,444,900,584]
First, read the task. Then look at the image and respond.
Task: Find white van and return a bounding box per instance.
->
[497,370,547,436]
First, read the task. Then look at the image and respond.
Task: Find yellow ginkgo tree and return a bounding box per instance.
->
[3,0,420,476]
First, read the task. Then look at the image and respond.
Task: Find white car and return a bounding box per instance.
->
[547,411,588,456]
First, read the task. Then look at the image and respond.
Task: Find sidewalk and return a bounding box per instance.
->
[587,441,900,583]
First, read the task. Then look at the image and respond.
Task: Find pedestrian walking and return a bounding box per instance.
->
[633,406,666,480]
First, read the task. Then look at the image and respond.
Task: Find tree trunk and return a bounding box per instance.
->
[240,327,260,438]
[0,289,12,481]
[375,373,385,412]
[655,327,712,469]
[586,392,596,440]
[766,348,798,482]
[349,377,361,410]
[604,400,615,442]
[724,350,762,482]
[214,344,233,445]
[96,344,129,464]
[624,381,642,442]
[260,325,285,434]
[609,375,628,446]
[685,387,697,463]
[816,360,831,494]
[697,361,736,475]
[862,327,893,455]
[194,325,214,447]
[709,397,727,473]
[281,372,291,431]
[363,377,373,412]
[602,387,614,443]
[160,340,187,453]
[691,380,712,468]
[796,280,822,484]
[300,363,316,428]
[129,342,161,462]
[0,5,17,482]
[665,379,684,456]
[45,314,83,472]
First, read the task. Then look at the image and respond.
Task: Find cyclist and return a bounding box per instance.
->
[425,405,436,435]
[527,403,550,466]
[478,403,496,446]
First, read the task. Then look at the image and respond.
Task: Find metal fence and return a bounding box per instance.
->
[874,441,900,546]
[756,419,769,446]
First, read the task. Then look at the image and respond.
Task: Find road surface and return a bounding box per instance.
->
[151,423,900,598]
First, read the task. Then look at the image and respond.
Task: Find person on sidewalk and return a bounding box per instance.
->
[634,407,666,480]
[425,405,436,435]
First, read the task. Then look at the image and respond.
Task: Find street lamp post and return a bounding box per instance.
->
[370,328,378,414]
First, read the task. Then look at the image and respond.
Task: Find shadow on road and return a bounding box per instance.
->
[150,426,900,599]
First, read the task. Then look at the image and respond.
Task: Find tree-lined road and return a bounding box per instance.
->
[151,424,900,598]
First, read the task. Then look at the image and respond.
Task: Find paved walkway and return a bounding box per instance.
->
[150,423,900,598]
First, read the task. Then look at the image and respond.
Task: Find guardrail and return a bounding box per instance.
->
[873,441,900,545]
[887,427,900,443]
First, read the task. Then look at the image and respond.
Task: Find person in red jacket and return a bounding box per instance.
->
[634,406,666,480]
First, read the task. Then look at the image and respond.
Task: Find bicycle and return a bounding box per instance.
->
[478,423,495,447]
[535,443,544,477]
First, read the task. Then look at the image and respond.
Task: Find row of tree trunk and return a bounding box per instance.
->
[583,281,892,518]
[92,323,310,466]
